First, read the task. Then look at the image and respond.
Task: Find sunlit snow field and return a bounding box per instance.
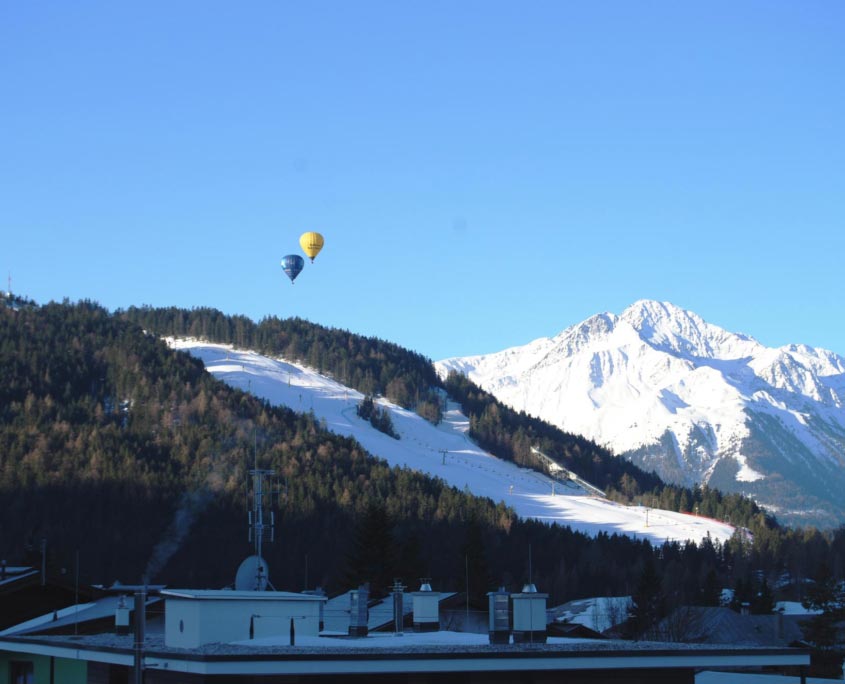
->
[170,340,735,546]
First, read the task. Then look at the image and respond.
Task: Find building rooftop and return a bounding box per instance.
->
[161,589,326,602]
[0,597,811,681]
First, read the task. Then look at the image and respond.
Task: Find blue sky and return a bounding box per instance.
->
[2,1,843,361]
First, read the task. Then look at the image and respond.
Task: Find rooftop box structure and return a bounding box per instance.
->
[487,588,510,644]
[512,584,548,644]
[412,581,440,632]
[348,587,369,637]
[161,590,325,648]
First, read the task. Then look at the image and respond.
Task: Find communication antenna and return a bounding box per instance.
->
[237,432,279,590]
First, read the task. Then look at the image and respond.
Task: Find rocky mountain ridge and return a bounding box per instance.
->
[436,300,845,527]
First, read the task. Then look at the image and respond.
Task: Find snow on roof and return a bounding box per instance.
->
[170,340,736,546]
[234,630,599,649]
[0,595,164,637]
[549,596,631,633]
[0,602,98,636]
[774,600,822,616]
[322,590,457,633]
[0,630,810,676]
[161,589,325,602]
[697,670,833,684]
[0,567,38,587]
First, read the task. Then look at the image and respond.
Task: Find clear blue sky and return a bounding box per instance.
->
[3,1,843,361]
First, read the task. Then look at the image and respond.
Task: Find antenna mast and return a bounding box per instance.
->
[247,434,277,586]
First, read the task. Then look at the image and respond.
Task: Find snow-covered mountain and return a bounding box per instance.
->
[168,338,735,545]
[436,301,845,527]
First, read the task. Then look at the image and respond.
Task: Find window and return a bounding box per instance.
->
[10,661,34,684]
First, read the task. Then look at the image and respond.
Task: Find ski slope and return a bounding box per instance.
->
[169,340,735,545]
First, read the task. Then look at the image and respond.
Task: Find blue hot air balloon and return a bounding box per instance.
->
[281,254,305,284]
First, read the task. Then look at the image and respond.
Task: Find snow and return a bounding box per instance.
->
[233,630,571,648]
[697,672,831,684]
[0,567,38,587]
[436,300,845,517]
[775,601,822,616]
[168,339,735,545]
[0,602,97,636]
[550,596,631,633]
[736,460,766,483]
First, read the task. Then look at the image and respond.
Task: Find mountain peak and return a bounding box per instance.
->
[436,301,845,526]
[617,300,757,360]
[623,299,686,319]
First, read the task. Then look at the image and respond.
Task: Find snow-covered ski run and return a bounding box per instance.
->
[169,339,736,546]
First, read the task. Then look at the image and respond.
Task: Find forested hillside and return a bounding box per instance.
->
[123,305,775,533]
[0,300,504,593]
[2,300,845,623]
[122,306,444,423]
[444,372,772,533]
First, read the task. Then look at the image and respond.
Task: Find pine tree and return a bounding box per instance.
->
[462,519,492,604]
[627,558,665,639]
[751,578,775,615]
[801,563,843,649]
[700,568,722,607]
[343,504,397,598]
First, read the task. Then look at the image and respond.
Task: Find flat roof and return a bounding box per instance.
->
[160,590,326,601]
[0,632,810,678]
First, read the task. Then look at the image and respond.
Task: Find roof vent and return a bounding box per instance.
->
[487,587,511,644]
[392,580,406,635]
[348,586,369,637]
[115,595,131,635]
[512,584,548,644]
[412,579,440,633]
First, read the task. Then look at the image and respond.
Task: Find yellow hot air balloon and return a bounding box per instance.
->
[299,232,324,262]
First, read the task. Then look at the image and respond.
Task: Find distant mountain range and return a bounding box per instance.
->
[436,301,845,527]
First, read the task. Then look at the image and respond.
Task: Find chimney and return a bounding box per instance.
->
[412,579,440,633]
[511,583,548,644]
[392,580,406,635]
[41,538,47,586]
[302,587,326,631]
[134,589,147,684]
[487,587,511,644]
[348,586,369,637]
[115,595,131,635]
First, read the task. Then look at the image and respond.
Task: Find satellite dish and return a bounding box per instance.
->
[235,555,270,591]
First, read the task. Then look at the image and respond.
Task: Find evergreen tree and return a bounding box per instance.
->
[700,568,722,607]
[751,578,775,615]
[343,504,397,597]
[627,558,665,639]
[801,563,844,650]
[462,519,492,604]
[729,576,753,613]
